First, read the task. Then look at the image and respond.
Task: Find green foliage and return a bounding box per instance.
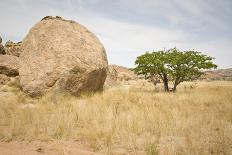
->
[135,48,217,91]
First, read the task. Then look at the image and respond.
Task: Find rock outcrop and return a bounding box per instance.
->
[0,74,10,85]
[5,40,22,57]
[0,44,5,55]
[0,55,19,76]
[19,16,108,97]
[0,36,6,55]
[104,65,118,88]
[104,65,137,88]
[113,65,137,81]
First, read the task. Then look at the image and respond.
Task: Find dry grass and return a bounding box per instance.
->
[0,80,232,154]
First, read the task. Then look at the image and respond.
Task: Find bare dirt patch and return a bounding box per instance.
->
[0,141,101,155]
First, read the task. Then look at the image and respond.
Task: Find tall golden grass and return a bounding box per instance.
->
[0,81,232,154]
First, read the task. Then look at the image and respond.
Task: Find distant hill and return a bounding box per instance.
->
[200,68,232,81]
[105,65,232,82]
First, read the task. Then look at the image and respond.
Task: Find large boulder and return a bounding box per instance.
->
[5,40,22,57]
[19,16,108,97]
[0,55,19,76]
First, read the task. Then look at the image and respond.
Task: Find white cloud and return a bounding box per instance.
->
[0,0,231,68]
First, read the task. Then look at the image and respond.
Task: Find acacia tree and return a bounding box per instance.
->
[134,48,217,92]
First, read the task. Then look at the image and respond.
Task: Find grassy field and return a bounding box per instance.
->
[0,80,232,154]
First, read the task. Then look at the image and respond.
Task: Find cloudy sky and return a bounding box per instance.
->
[0,0,231,68]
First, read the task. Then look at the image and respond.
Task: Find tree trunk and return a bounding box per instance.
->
[173,77,181,92]
[173,84,177,92]
[173,79,178,92]
[163,73,169,91]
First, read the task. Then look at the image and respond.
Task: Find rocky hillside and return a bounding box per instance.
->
[201,68,232,81]
[104,65,232,88]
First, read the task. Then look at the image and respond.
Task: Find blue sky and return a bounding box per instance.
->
[0,0,231,68]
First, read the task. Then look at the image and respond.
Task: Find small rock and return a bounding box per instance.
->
[36,147,44,153]
[5,40,22,57]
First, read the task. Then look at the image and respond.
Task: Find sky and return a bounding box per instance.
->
[0,0,231,68]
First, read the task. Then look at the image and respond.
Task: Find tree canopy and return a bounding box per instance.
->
[134,48,217,91]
